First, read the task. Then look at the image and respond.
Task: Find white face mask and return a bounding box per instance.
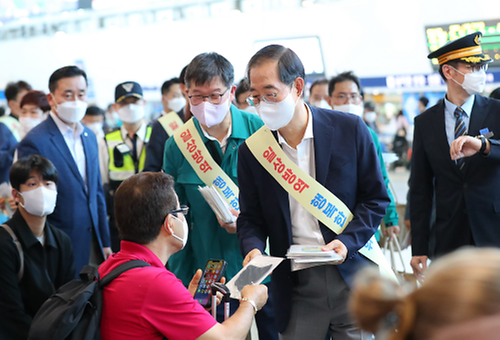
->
[190,99,230,128]
[311,99,331,110]
[256,90,298,131]
[450,66,486,95]
[54,98,88,123]
[19,116,42,136]
[167,97,186,113]
[117,103,145,124]
[364,111,377,123]
[85,122,104,138]
[334,103,364,118]
[170,215,189,249]
[19,186,58,217]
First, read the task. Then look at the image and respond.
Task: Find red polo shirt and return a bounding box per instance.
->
[99,241,217,340]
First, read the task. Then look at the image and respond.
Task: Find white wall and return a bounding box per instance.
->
[1,0,499,107]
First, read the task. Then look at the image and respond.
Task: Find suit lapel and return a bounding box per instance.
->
[468,95,488,136]
[430,99,464,178]
[81,129,92,194]
[47,116,87,192]
[462,95,488,174]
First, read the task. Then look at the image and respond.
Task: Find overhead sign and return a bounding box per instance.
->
[426,19,500,69]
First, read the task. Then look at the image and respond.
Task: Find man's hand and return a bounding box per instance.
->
[450,135,489,160]
[411,255,428,282]
[103,247,112,259]
[322,239,347,264]
[243,248,262,267]
[217,208,239,234]
[383,225,401,242]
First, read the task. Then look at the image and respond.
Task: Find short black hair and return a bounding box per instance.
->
[364,101,376,111]
[48,66,88,93]
[85,105,105,117]
[185,52,234,89]
[10,155,59,191]
[489,87,500,100]
[179,65,188,85]
[5,81,32,102]
[235,79,250,103]
[114,172,177,245]
[161,77,181,95]
[309,78,328,96]
[419,96,429,107]
[328,71,362,97]
[246,44,305,85]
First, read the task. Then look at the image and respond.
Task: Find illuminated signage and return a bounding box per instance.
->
[426,19,500,69]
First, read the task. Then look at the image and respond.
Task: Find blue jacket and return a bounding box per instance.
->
[237,105,390,332]
[0,123,18,184]
[17,115,110,275]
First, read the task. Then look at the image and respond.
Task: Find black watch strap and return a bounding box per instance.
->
[478,135,487,154]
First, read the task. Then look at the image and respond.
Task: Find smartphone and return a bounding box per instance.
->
[193,259,227,307]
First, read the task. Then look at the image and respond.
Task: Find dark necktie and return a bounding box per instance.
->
[130,134,138,163]
[454,107,466,169]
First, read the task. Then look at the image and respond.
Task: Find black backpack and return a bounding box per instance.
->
[28,260,150,340]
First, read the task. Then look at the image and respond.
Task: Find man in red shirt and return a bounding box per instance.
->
[99,172,267,340]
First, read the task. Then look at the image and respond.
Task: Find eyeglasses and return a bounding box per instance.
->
[168,205,189,218]
[188,89,228,106]
[462,63,488,72]
[246,82,294,106]
[331,93,362,105]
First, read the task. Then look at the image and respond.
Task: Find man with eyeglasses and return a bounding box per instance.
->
[328,71,400,243]
[410,32,500,279]
[162,52,279,340]
[237,45,390,339]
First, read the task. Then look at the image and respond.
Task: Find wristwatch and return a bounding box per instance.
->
[476,135,487,154]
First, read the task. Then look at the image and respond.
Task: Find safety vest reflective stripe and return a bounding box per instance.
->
[105,127,152,181]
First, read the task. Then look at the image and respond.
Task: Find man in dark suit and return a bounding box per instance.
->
[237,45,389,340]
[410,32,500,278]
[144,75,187,173]
[17,66,111,275]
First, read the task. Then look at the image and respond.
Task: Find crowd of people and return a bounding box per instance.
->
[0,30,500,340]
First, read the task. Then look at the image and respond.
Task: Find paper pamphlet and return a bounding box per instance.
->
[286,245,343,271]
[227,255,284,299]
[198,185,236,224]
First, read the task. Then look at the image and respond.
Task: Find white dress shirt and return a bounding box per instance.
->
[201,121,232,154]
[278,105,324,246]
[444,94,475,146]
[50,111,87,189]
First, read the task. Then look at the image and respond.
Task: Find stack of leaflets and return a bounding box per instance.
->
[198,185,236,224]
[286,245,343,264]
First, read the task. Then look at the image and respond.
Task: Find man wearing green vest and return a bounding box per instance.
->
[163,52,278,340]
[103,81,151,251]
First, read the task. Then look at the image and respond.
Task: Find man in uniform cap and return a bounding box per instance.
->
[102,81,151,251]
[410,32,500,278]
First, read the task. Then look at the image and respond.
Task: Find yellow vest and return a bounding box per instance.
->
[105,127,152,182]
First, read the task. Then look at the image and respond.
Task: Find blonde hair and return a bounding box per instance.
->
[350,248,500,340]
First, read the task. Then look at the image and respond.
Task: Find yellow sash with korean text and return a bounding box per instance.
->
[173,119,240,210]
[246,126,396,282]
[159,111,184,137]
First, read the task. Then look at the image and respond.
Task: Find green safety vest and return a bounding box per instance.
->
[105,127,152,184]
[0,116,21,142]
